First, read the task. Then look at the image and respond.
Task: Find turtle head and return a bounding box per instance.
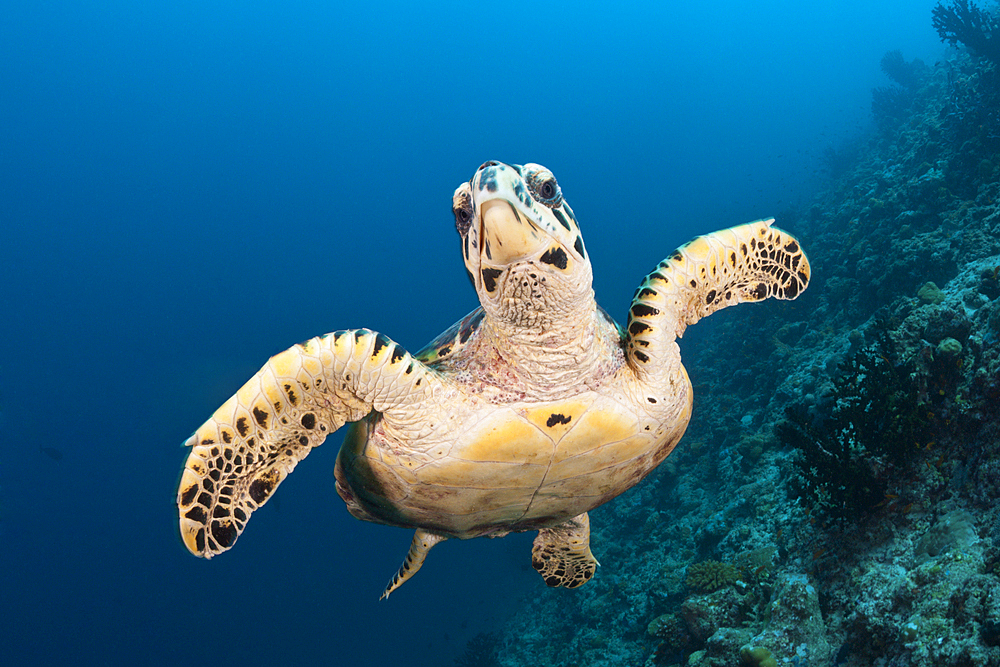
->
[452,161,593,327]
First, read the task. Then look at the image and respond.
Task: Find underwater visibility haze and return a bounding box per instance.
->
[8,1,1000,666]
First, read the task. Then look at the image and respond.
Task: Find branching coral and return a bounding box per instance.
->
[881,49,926,88]
[933,0,1000,63]
[779,323,931,523]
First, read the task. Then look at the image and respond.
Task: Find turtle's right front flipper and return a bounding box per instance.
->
[625,218,809,382]
[177,329,438,558]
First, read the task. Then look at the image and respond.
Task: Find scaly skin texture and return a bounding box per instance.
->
[176,161,809,598]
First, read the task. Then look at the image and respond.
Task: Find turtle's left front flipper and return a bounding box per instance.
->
[177,329,440,558]
[625,218,809,379]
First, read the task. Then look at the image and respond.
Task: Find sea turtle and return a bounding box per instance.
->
[177,161,810,598]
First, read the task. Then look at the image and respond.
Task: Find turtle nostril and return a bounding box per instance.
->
[478,160,500,171]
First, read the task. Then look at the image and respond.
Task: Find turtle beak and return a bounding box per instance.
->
[479,200,548,267]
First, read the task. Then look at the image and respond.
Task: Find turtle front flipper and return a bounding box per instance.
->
[625,218,810,378]
[531,513,599,589]
[177,329,440,558]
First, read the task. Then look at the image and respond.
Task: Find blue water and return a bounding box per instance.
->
[1,1,943,665]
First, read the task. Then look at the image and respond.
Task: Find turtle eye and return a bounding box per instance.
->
[453,193,475,236]
[524,166,563,208]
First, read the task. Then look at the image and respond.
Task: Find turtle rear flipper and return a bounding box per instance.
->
[532,513,599,589]
[380,529,447,600]
[176,329,440,558]
[625,218,810,379]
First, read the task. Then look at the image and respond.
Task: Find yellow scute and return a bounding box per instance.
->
[269,348,302,377]
[552,400,639,462]
[523,398,593,442]
[458,409,552,464]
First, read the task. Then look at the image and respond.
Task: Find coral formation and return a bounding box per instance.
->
[685,561,738,592]
[778,322,932,524]
[933,0,1000,63]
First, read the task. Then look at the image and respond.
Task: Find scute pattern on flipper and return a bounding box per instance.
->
[177,329,427,558]
[531,513,598,589]
[625,219,810,374]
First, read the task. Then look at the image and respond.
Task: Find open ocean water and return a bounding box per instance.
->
[1,2,945,665]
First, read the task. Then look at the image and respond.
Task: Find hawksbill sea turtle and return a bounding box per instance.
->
[176,161,810,598]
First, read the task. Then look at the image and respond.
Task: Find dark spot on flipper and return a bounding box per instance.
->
[705,289,717,304]
[390,347,406,364]
[539,247,568,269]
[252,406,269,429]
[179,484,199,506]
[630,303,660,318]
[647,397,657,403]
[637,287,657,299]
[546,413,572,427]
[689,279,697,288]
[301,413,316,429]
[211,521,237,548]
[236,417,250,438]
[437,345,452,357]
[372,333,391,357]
[545,576,561,587]
[185,506,208,525]
[752,282,768,299]
[221,429,233,444]
[248,470,279,504]
[194,529,206,552]
[573,235,585,258]
[197,491,212,507]
[634,350,650,363]
[629,321,652,335]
